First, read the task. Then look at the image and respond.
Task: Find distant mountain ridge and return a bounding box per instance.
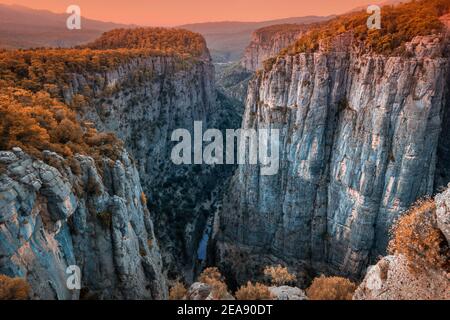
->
[0,4,133,49]
[180,16,334,62]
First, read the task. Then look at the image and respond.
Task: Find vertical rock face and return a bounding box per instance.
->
[240,24,309,71]
[216,34,450,282]
[60,52,236,279]
[0,148,166,299]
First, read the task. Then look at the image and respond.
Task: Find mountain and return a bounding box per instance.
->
[0,4,132,49]
[180,16,334,62]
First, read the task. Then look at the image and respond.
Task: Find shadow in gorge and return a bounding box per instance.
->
[186,64,252,283]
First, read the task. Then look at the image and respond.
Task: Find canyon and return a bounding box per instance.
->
[215,32,450,284]
[1,0,450,300]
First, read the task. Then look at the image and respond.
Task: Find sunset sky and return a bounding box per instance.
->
[0,0,381,26]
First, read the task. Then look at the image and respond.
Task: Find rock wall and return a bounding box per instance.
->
[0,148,166,299]
[240,24,308,71]
[216,34,450,283]
[60,53,239,280]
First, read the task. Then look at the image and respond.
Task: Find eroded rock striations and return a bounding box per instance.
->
[241,24,310,71]
[216,33,450,283]
[58,47,239,280]
[0,148,166,299]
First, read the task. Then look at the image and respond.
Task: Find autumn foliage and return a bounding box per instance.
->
[389,199,450,273]
[235,282,272,300]
[276,0,450,59]
[0,27,208,162]
[169,281,187,300]
[0,275,31,300]
[306,276,357,300]
[198,267,229,300]
[85,28,208,58]
[263,265,296,286]
[0,86,123,161]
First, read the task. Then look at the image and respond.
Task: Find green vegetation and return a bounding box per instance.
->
[270,0,450,63]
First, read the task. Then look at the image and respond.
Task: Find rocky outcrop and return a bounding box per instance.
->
[269,286,307,300]
[355,185,449,300]
[216,33,450,283]
[436,186,450,244]
[186,282,213,300]
[240,24,309,71]
[353,255,449,300]
[0,148,166,300]
[185,282,235,300]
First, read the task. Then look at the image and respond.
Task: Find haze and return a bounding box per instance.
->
[0,0,380,26]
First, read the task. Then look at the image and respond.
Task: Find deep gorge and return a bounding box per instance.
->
[1,0,450,300]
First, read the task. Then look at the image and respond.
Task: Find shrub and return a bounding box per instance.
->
[198,267,229,300]
[169,281,187,300]
[306,276,357,300]
[0,275,30,300]
[235,282,272,300]
[389,199,449,273]
[97,211,112,229]
[87,175,103,196]
[198,267,222,283]
[141,192,148,206]
[0,163,6,175]
[263,265,296,286]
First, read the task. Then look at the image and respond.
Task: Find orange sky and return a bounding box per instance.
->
[0,0,379,26]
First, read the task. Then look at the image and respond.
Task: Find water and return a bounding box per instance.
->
[197,223,211,261]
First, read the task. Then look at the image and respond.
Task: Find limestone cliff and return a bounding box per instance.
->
[59,51,239,280]
[0,147,166,299]
[240,24,309,71]
[215,33,450,283]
